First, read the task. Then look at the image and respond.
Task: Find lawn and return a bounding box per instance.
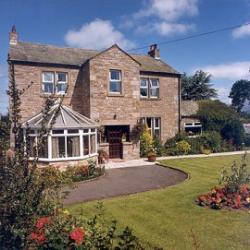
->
[68,155,250,250]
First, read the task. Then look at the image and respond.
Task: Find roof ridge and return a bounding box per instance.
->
[17,41,100,53]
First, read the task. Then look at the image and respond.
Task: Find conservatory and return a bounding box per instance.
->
[22,104,98,162]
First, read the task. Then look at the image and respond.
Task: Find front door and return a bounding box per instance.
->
[108,130,123,159]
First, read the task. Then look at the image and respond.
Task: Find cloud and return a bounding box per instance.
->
[136,21,195,36]
[232,24,250,39]
[135,0,199,21]
[199,61,250,80]
[0,64,7,78]
[216,87,231,104]
[65,19,135,50]
[122,0,199,37]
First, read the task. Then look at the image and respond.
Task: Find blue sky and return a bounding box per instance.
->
[1,0,250,114]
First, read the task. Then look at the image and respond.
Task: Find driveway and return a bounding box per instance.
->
[64,164,187,205]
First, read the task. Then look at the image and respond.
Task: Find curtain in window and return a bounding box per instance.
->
[90,134,96,154]
[83,135,89,155]
[67,136,80,157]
[52,137,59,158]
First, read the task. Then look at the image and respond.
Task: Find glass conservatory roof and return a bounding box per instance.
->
[22,104,98,129]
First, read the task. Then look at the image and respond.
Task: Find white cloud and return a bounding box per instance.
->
[124,0,199,37]
[199,61,250,80]
[136,21,194,36]
[65,19,135,50]
[232,24,250,39]
[135,0,199,21]
[216,87,231,104]
[154,22,195,36]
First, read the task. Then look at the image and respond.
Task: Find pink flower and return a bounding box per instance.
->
[35,217,51,229]
[69,227,85,245]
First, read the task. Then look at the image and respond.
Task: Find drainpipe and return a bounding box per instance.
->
[178,75,181,133]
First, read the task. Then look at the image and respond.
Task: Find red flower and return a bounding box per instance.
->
[69,228,85,245]
[30,232,46,244]
[35,217,51,229]
[30,232,39,240]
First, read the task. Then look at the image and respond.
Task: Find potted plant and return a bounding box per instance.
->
[147,151,157,162]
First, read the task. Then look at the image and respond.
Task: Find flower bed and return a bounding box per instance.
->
[196,185,250,211]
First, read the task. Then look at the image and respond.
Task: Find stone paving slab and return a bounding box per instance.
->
[64,164,187,205]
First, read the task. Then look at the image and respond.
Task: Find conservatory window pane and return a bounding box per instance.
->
[83,135,89,155]
[52,137,65,158]
[67,136,80,157]
[28,137,36,157]
[90,134,96,154]
[38,137,48,158]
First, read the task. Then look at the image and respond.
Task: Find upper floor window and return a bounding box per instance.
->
[42,72,68,94]
[109,70,122,94]
[140,78,159,98]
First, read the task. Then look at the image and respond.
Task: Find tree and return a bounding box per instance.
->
[181,70,218,100]
[229,79,250,112]
[197,100,244,146]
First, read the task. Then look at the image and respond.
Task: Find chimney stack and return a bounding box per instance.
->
[148,44,160,59]
[9,25,18,45]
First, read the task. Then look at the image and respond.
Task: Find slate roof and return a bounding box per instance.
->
[9,42,179,74]
[22,103,98,129]
[181,101,199,117]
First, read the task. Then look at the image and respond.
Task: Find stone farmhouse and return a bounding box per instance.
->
[8,26,182,164]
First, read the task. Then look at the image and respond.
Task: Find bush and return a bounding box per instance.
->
[176,140,191,155]
[197,100,244,146]
[28,205,142,249]
[152,136,165,156]
[219,154,250,193]
[140,125,153,157]
[199,131,222,153]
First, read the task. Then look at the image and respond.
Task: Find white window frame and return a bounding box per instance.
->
[56,72,68,94]
[109,69,122,94]
[141,117,161,138]
[42,72,54,94]
[140,77,160,99]
[41,72,68,95]
[26,128,98,162]
[184,122,202,137]
[149,79,159,98]
[140,78,149,98]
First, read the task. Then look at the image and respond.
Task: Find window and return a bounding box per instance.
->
[42,72,68,94]
[140,117,161,138]
[83,135,89,155]
[184,122,202,136]
[140,78,159,98]
[140,78,149,97]
[109,70,122,94]
[42,72,54,93]
[150,79,159,98]
[67,136,80,157]
[27,128,97,160]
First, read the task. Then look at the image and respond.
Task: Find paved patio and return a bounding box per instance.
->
[105,150,250,169]
[64,164,187,205]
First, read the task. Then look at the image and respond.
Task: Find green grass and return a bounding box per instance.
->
[68,155,250,250]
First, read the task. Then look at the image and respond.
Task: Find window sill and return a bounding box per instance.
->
[140,98,161,101]
[108,93,124,97]
[29,153,98,162]
[40,93,67,98]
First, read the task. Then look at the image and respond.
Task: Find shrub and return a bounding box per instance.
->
[200,131,222,153]
[140,125,153,157]
[176,140,191,155]
[197,100,244,146]
[219,154,250,193]
[152,136,165,156]
[29,206,142,249]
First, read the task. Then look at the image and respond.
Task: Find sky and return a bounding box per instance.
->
[0,0,250,114]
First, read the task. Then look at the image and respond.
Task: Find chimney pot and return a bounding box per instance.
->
[148,44,160,59]
[9,25,18,45]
